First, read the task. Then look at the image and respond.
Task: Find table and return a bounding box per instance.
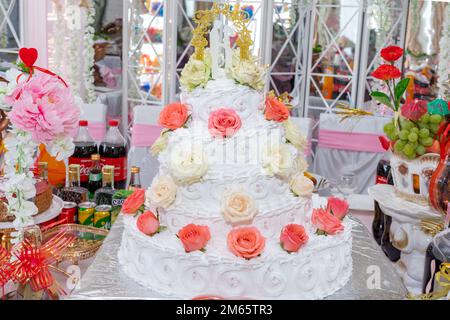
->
[67,212,407,300]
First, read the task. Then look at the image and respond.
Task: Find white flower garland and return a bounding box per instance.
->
[66,0,82,96]
[51,0,66,75]
[437,4,450,99]
[83,1,96,103]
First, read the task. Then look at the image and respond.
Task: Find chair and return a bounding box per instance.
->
[313,113,390,194]
[127,105,163,188]
[79,102,107,143]
[290,116,314,168]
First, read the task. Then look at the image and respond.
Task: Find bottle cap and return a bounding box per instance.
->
[131,166,140,174]
[38,162,48,169]
[109,120,119,127]
[68,164,80,173]
[91,154,100,161]
[102,165,114,175]
[79,120,88,127]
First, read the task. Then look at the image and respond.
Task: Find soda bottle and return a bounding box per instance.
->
[100,120,128,190]
[88,154,102,200]
[69,120,98,188]
[128,166,142,191]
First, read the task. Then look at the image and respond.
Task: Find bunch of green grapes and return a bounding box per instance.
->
[383,114,445,159]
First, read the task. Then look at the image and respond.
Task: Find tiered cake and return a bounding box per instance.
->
[118,4,352,299]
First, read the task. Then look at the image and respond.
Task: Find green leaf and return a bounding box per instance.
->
[371,91,393,109]
[394,78,410,104]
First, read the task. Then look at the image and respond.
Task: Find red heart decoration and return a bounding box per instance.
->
[19,48,38,68]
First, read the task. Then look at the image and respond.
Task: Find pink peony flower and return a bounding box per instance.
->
[177,224,211,253]
[227,226,265,259]
[208,108,242,138]
[311,208,344,236]
[137,211,160,236]
[280,224,309,253]
[326,197,349,220]
[6,73,80,143]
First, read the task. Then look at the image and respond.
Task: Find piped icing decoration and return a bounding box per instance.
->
[280,224,309,253]
[177,224,211,253]
[159,102,190,130]
[227,226,265,260]
[221,187,258,225]
[208,108,242,138]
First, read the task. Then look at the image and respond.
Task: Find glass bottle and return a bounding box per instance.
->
[88,154,102,200]
[94,165,116,206]
[128,166,142,191]
[61,164,88,204]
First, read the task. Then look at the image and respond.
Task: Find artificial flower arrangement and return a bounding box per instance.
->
[371,45,449,159]
[0,48,80,236]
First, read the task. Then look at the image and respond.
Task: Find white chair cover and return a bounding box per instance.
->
[127,105,162,188]
[79,102,108,143]
[313,113,390,194]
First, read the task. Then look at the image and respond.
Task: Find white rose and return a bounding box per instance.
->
[180,51,212,91]
[283,119,307,152]
[290,173,314,197]
[228,49,266,91]
[293,156,309,174]
[169,141,208,185]
[262,142,294,177]
[146,175,178,209]
[150,131,169,156]
[221,188,258,225]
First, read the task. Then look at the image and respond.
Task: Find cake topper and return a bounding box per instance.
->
[191,3,252,62]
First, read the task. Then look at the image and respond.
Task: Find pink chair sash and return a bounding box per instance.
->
[318,129,386,153]
[88,122,106,142]
[131,124,163,147]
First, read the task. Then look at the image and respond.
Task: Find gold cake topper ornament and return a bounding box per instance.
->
[192,3,253,61]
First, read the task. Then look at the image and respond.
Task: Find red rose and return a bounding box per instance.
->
[122,188,146,214]
[380,46,404,62]
[371,64,401,81]
[208,108,242,138]
[280,224,308,253]
[159,102,189,130]
[265,97,290,122]
[227,227,265,259]
[326,197,349,220]
[136,211,160,236]
[177,224,211,253]
[311,208,344,235]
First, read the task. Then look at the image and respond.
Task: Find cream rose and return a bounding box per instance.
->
[262,142,294,176]
[293,156,309,174]
[180,51,211,91]
[150,131,169,156]
[221,188,258,225]
[228,50,265,91]
[283,119,307,152]
[146,175,178,209]
[289,172,314,197]
[169,141,208,185]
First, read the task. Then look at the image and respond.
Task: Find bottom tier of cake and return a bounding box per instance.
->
[118,216,353,300]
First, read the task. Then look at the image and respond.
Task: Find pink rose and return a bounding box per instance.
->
[159,102,189,130]
[137,211,160,236]
[177,224,211,253]
[227,227,265,260]
[326,197,349,220]
[280,224,309,253]
[7,73,80,143]
[122,188,146,214]
[208,108,242,138]
[311,208,344,235]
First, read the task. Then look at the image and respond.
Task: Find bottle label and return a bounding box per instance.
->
[101,157,127,182]
[376,176,388,185]
[89,173,102,182]
[69,157,92,182]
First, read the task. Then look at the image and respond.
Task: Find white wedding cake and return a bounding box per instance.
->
[118,5,352,299]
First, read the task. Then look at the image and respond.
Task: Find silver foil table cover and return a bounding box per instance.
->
[67,214,407,300]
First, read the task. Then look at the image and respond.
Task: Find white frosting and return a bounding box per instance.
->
[119,215,353,299]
